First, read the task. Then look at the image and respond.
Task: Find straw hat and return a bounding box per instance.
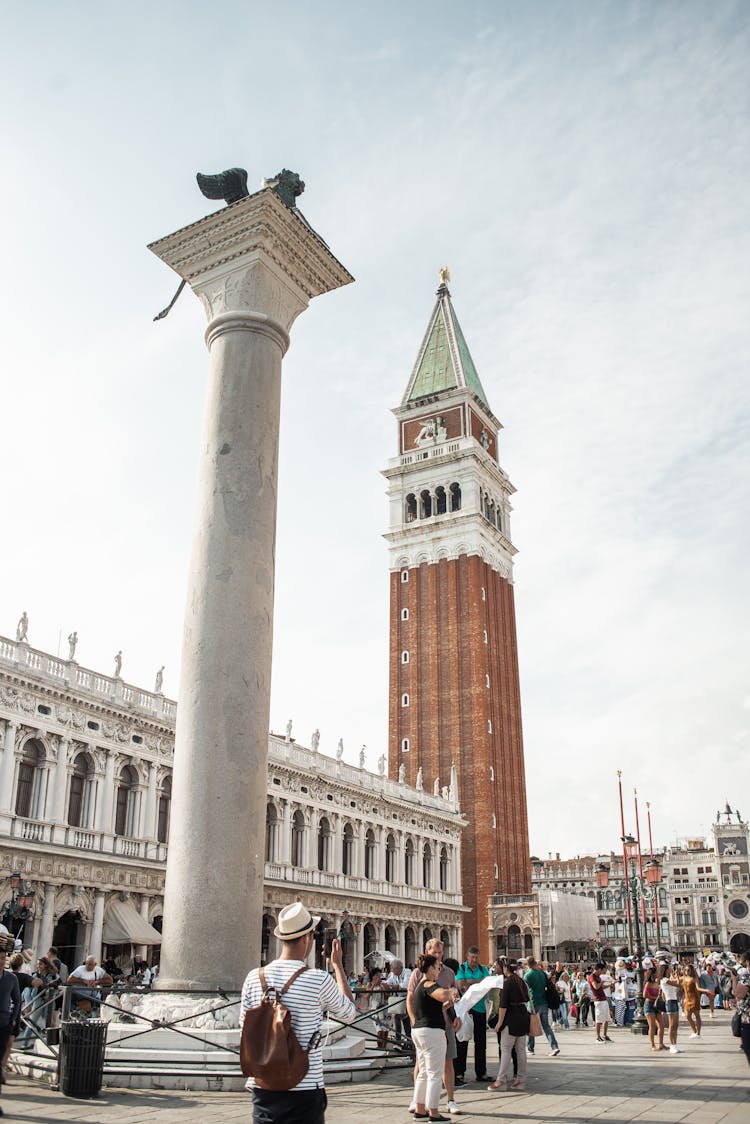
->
[273,902,315,940]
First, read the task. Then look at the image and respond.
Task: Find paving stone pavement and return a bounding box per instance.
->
[2,1017,748,1123]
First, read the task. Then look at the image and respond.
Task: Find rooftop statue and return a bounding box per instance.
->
[196,167,249,205]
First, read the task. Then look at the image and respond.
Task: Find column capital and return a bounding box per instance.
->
[148,187,353,336]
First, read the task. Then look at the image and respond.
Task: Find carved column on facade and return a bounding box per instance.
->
[142,763,158,841]
[396,920,406,960]
[278,801,292,865]
[354,923,365,972]
[331,812,343,876]
[95,750,117,835]
[37,884,57,956]
[137,896,151,962]
[376,919,386,953]
[51,736,71,825]
[0,720,19,817]
[90,890,106,962]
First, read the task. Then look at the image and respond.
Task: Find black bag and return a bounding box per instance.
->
[655,995,666,1014]
[505,1001,531,1037]
[731,1009,742,1037]
[545,978,561,1010]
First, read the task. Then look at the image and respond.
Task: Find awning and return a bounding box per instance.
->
[102,899,162,945]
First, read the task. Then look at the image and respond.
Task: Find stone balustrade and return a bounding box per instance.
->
[0,637,175,721]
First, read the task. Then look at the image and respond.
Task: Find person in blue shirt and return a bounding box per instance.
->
[455,947,491,1083]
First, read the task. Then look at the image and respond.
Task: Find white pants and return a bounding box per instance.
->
[412,1026,447,1110]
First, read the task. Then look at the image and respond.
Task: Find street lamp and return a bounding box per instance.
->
[1,871,36,941]
[597,840,663,1036]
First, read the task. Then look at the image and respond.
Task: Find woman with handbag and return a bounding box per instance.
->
[487,960,531,1092]
[642,968,665,1052]
[410,954,460,1122]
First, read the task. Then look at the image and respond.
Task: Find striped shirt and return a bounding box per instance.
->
[240,959,356,1091]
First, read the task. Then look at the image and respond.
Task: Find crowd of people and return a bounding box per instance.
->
[2,903,749,1123]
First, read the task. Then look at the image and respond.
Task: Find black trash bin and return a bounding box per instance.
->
[60,1019,108,1098]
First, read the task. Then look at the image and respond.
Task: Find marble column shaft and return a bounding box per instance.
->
[0,721,18,814]
[149,188,352,991]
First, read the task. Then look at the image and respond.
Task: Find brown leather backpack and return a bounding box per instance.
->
[240,966,321,1089]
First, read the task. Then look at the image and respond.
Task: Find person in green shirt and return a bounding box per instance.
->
[524,956,560,1056]
[455,947,491,1082]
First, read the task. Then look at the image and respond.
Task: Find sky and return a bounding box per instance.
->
[1,1,748,861]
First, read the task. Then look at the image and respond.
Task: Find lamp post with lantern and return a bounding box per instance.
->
[596,840,663,1035]
[1,871,35,943]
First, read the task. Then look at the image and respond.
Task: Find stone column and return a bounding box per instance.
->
[142,763,158,841]
[279,802,292,865]
[150,184,352,992]
[137,896,151,963]
[96,751,117,834]
[51,737,71,824]
[0,720,18,819]
[90,890,106,962]
[37,884,57,955]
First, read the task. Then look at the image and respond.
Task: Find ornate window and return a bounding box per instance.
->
[405,838,416,885]
[439,845,449,890]
[423,842,433,887]
[114,763,138,837]
[291,810,305,867]
[157,775,172,844]
[68,752,94,828]
[342,823,354,875]
[364,828,376,879]
[15,739,45,819]
[385,833,396,882]
[265,802,278,862]
[317,816,332,871]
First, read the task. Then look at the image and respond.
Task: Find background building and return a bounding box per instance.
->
[384,279,533,956]
[0,631,464,970]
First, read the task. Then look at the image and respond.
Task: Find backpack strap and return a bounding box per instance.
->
[279,966,309,996]
[258,965,309,997]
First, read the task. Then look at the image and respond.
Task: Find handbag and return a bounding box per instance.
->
[528,1003,543,1037]
[655,995,666,1014]
[731,1009,742,1037]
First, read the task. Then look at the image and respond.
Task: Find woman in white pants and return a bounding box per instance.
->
[410,954,460,1122]
[488,960,531,1092]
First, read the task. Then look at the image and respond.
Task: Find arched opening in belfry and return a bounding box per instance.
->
[405,493,417,522]
[435,486,447,515]
[420,490,432,518]
[450,482,461,511]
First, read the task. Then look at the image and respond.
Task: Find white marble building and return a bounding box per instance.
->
[0,632,465,972]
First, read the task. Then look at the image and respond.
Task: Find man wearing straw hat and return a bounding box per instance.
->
[241,901,356,1123]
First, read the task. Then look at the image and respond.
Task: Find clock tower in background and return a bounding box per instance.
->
[384,274,535,958]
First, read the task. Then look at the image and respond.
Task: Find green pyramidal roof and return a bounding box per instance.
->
[404,285,490,408]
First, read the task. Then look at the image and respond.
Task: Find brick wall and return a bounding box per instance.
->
[388,554,531,956]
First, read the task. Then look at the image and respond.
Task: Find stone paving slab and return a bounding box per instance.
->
[1,1017,748,1122]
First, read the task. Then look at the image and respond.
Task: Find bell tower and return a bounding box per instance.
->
[384,273,532,955]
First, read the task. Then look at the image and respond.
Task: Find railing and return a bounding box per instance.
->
[263,860,461,904]
[12,817,49,843]
[12,982,415,1082]
[116,836,142,858]
[0,635,176,721]
[71,827,100,851]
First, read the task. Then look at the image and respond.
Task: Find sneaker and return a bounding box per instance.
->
[550,1047,560,1056]
[689,1032,699,1039]
[669,1045,683,1054]
[447,1101,461,1115]
[454,1076,465,1086]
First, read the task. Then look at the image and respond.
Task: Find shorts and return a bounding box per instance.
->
[594,1000,610,1024]
[665,1000,679,1014]
[445,1023,457,1060]
[252,1087,326,1124]
[643,1000,656,1015]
